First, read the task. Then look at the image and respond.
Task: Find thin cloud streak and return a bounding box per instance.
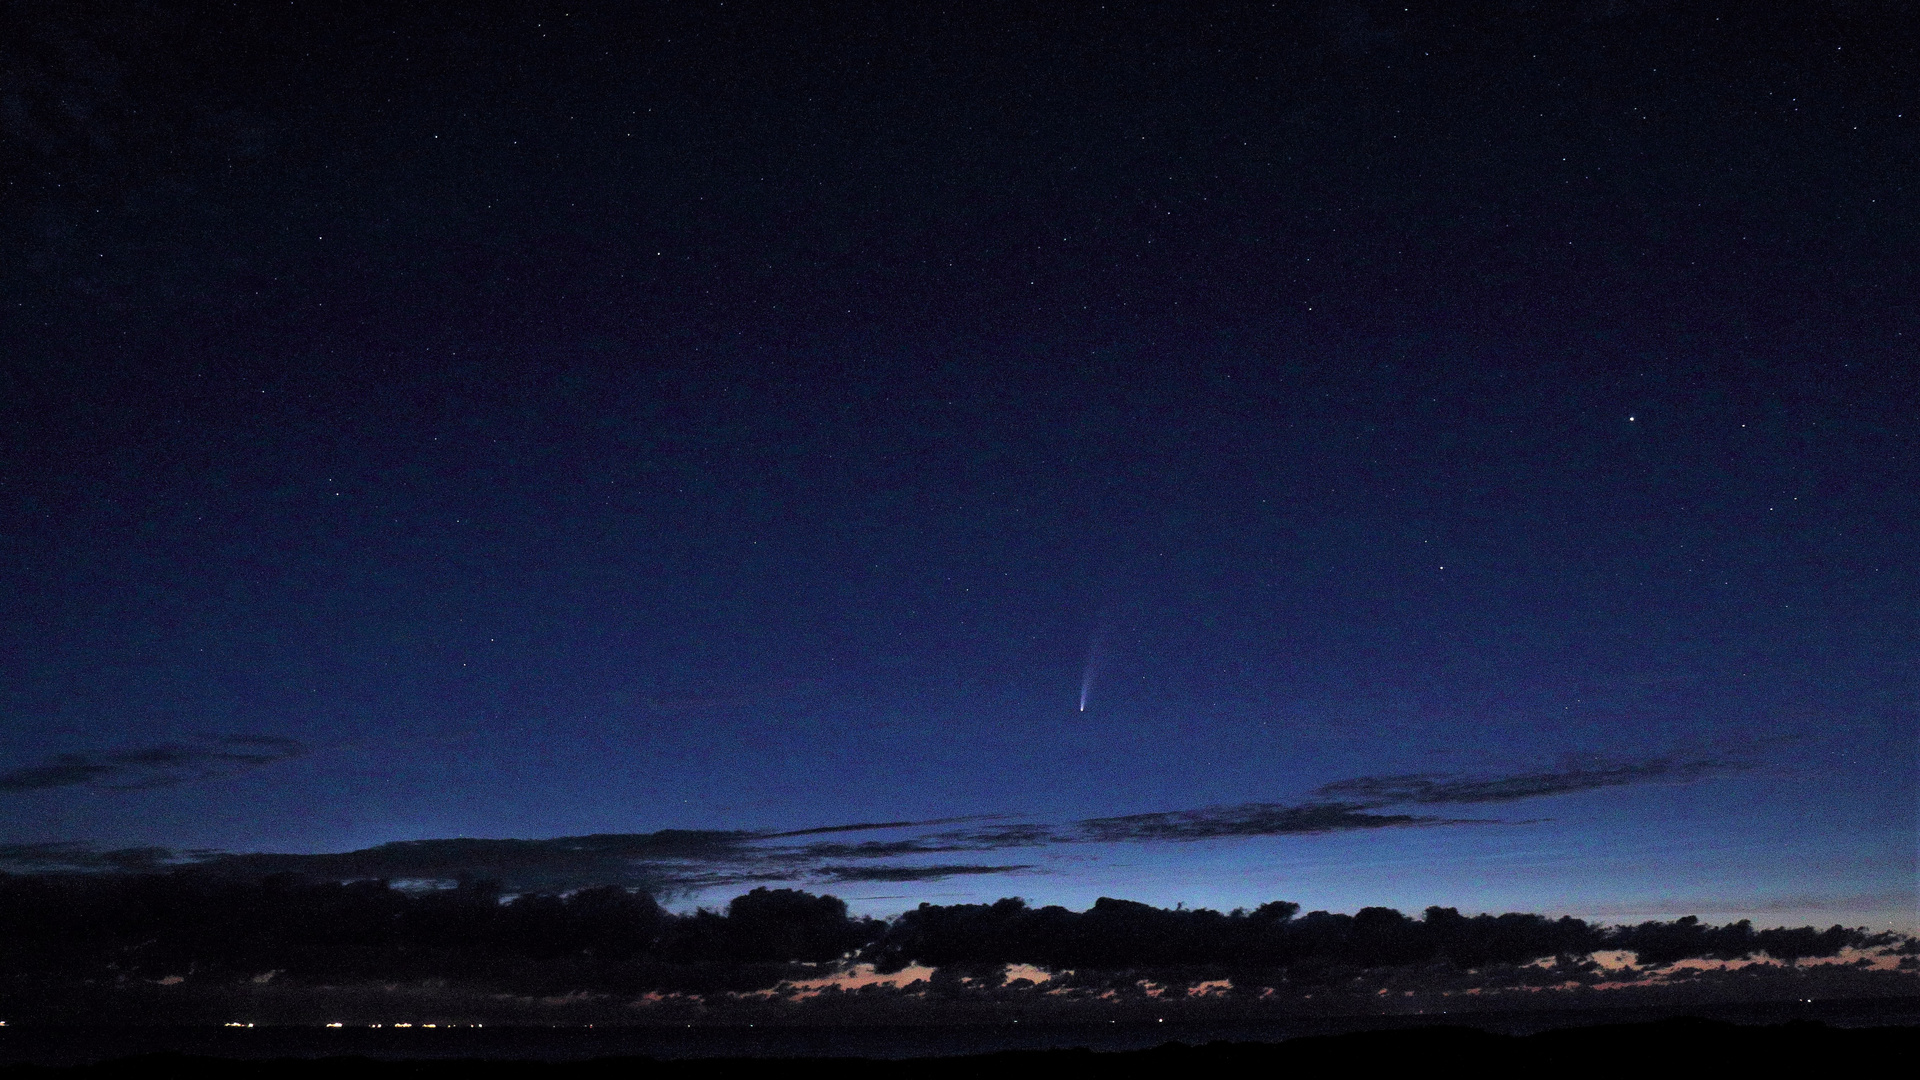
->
[815,864,1037,883]
[1313,757,1746,806]
[1072,802,1451,843]
[0,736,307,792]
[764,814,1004,839]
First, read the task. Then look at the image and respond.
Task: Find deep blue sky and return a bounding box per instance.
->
[2,1,1913,929]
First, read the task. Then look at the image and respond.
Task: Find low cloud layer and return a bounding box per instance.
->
[0,754,1745,893]
[0,736,306,792]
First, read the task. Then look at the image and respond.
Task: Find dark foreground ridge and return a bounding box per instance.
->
[4,875,1911,993]
[3,1020,1916,1078]
[2,875,1914,1025]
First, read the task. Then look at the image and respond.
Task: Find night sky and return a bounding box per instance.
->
[3,1,1914,932]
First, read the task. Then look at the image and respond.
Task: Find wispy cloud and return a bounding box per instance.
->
[815,864,1037,883]
[0,736,307,792]
[1312,757,1744,806]
[766,814,1003,839]
[0,753,1745,892]
[795,824,1055,859]
[202,830,770,894]
[0,842,189,872]
[1072,801,1449,842]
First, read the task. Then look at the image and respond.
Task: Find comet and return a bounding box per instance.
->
[1078,627,1105,711]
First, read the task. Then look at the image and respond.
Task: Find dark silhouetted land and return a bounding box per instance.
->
[0,1019,1915,1078]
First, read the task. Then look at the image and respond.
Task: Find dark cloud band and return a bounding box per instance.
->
[0,736,307,792]
[1313,757,1745,806]
[816,864,1036,883]
[1073,802,1444,843]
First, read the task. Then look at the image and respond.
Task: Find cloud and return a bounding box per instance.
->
[0,754,1744,893]
[1313,757,1745,806]
[196,830,767,894]
[0,736,307,792]
[922,824,1061,850]
[814,864,1036,883]
[1072,801,1447,843]
[792,805,1450,858]
[799,839,963,859]
[766,814,1002,839]
[795,824,1055,859]
[0,842,187,873]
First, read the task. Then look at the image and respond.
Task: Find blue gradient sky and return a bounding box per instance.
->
[2,2,1913,931]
